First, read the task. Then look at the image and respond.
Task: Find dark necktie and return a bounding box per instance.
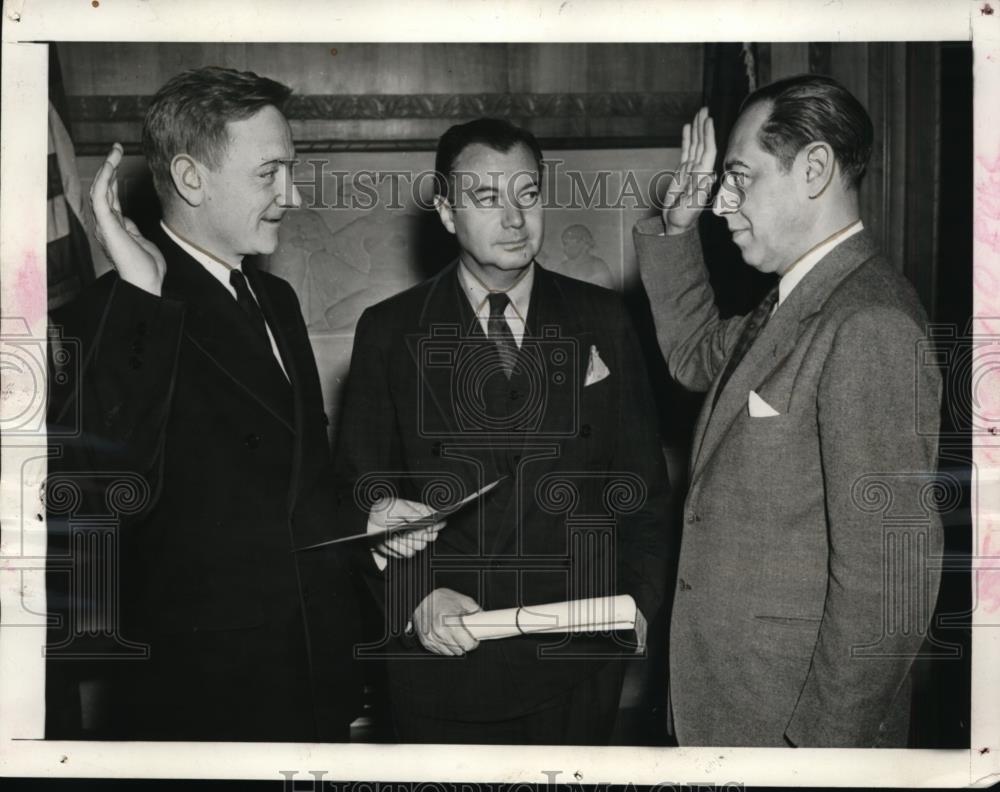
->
[230,269,269,343]
[712,286,780,409]
[487,292,518,379]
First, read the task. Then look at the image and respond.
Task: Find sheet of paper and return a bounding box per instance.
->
[293,477,504,551]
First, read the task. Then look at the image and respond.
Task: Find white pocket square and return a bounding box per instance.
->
[584,345,610,386]
[748,389,780,417]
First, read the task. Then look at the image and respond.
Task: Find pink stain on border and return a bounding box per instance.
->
[975,152,1000,257]
[978,531,1000,615]
[14,251,45,327]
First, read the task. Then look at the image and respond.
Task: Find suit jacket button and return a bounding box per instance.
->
[244,433,261,449]
[679,578,692,591]
[687,512,700,524]
[580,424,591,438]
[128,356,142,369]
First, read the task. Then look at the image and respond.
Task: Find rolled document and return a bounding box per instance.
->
[456,594,637,641]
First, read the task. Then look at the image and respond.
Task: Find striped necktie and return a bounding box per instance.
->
[487,292,518,379]
[712,286,780,410]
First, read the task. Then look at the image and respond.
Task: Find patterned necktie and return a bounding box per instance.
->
[230,269,269,343]
[712,286,780,409]
[487,292,518,379]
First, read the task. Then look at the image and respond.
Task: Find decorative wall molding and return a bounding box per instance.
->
[68,91,701,122]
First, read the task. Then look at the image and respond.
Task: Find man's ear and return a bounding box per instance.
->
[434,194,456,235]
[803,142,835,199]
[169,154,205,207]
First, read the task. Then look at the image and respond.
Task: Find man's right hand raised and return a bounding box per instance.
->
[662,107,718,236]
[90,143,166,296]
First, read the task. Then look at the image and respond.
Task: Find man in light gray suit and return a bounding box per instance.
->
[633,74,943,747]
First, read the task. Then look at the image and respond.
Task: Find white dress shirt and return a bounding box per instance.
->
[778,220,864,306]
[161,222,288,379]
[457,260,534,347]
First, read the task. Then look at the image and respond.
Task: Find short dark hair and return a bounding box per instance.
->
[142,66,292,203]
[434,117,544,201]
[741,74,874,189]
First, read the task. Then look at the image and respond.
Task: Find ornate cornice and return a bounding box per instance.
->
[68,90,699,154]
[67,91,700,122]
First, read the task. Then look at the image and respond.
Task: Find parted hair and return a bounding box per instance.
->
[142,66,292,203]
[742,74,874,189]
[434,117,544,201]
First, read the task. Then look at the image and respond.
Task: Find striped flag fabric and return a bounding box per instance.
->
[47,45,98,311]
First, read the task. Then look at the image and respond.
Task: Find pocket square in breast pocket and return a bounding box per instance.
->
[748,389,780,417]
[584,345,610,386]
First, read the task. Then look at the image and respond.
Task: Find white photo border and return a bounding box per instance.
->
[1,0,996,786]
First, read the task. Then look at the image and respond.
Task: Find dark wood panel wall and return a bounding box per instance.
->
[57,43,703,151]
[768,42,945,320]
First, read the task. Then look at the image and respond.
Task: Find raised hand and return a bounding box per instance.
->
[663,107,718,235]
[90,143,166,296]
[412,587,481,656]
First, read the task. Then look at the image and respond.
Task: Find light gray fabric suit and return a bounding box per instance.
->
[633,217,943,747]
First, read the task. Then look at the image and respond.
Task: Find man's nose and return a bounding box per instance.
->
[278,168,302,209]
[712,174,740,217]
[501,201,525,229]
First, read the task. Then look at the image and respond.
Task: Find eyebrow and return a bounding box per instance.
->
[256,156,296,168]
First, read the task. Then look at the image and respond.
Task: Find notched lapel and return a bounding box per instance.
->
[689,230,878,483]
[691,303,801,480]
[404,265,476,438]
[161,240,294,432]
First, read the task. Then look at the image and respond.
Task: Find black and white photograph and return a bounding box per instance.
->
[0,0,997,787]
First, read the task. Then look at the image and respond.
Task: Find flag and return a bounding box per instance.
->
[47,44,99,311]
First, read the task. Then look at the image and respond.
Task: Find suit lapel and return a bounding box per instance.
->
[690,230,878,484]
[523,265,588,434]
[401,262,481,439]
[159,233,294,432]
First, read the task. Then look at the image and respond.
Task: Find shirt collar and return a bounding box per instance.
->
[778,220,864,305]
[457,260,534,325]
[161,221,244,287]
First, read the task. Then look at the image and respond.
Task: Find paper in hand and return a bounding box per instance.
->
[294,477,505,552]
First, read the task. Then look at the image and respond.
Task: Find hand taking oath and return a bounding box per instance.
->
[90,143,166,296]
[663,107,718,236]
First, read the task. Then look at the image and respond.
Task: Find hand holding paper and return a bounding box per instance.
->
[368,497,445,559]
[414,588,482,656]
[294,478,504,553]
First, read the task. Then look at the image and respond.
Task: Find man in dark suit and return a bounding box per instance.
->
[633,75,943,746]
[46,67,362,741]
[333,118,672,744]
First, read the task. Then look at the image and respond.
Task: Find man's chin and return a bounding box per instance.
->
[500,248,539,269]
[255,232,282,256]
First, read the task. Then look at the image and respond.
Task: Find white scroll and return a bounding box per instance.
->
[454,594,637,641]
